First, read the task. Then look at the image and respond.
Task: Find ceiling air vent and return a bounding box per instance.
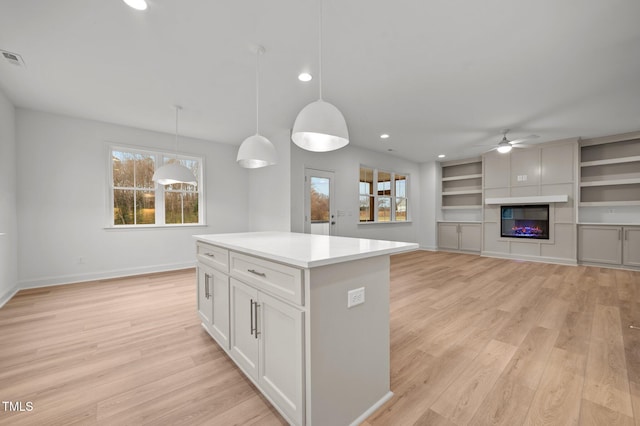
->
[1,50,25,67]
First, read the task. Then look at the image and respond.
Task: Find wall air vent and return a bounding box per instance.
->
[1,50,26,67]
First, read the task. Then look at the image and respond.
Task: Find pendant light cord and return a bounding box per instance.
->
[256,48,260,134]
[318,0,323,100]
[174,105,180,159]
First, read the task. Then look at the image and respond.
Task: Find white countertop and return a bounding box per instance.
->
[194,231,419,268]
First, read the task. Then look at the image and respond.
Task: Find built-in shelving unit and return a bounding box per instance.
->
[440,158,483,209]
[579,133,640,206]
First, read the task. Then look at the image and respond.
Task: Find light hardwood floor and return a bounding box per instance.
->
[0,251,639,425]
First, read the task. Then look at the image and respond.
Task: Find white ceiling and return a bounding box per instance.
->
[1,0,640,162]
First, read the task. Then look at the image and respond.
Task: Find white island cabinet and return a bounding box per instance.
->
[194,232,418,426]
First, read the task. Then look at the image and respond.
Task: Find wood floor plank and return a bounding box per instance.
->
[583,304,634,416]
[430,339,517,424]
[523,347,586,426]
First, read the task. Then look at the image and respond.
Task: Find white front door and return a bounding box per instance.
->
[304,169,336,235]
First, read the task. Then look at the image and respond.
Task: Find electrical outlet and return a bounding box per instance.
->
[347,287,365,308]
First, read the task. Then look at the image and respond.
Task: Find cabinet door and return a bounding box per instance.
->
[459,223,482,252]
[578,226,622,265]
[258,292,304,426]
[623,227,640,267]
[209,268,230,350]
[197,265,213,326]
[438,223,460,250]
[230,278,259,381]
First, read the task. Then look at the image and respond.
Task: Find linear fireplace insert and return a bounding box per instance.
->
[501,205,549,239]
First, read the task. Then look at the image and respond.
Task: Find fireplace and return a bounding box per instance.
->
[501,205,549,239]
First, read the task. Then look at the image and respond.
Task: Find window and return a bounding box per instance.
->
[359,166,409,223]
[110,146,204,227]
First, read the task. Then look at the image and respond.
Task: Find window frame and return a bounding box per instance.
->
[359,165,410,224]
[107,144,206,228]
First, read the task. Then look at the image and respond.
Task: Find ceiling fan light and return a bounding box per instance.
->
[291,100,349,152]
[122,0,147,10]
[497,143,512,154]
[152,163,197,185]
[237,134,277,168]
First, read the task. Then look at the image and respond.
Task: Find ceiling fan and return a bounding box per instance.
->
[487,129,539,153]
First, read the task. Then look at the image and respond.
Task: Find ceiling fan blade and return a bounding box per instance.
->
[510,134,539,144]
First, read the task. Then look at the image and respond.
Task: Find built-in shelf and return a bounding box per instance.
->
[485,195,569,205]
[441,205,483,210]
[579,134,640,206]
[440,158,482,210]
[579,200,640,207]
[580,155,640,167]
[442,189,483,196]
[441,173,482,182]
[580,178,640,187]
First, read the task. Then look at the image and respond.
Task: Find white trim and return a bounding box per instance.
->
[481,251,577,266]
[484,195,568,205]
[0,284,19,309]
[349,391,394,426]
[18,261,196,289]
[419,246,438,251]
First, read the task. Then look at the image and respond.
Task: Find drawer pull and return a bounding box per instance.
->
[248,269,266,278]
[204,252,216,258]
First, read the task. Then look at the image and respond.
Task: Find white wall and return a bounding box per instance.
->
[290,143,422,244]
[248,129,291,232]
[418,161,438,250]
[0,89,18,305]
[16,109,249,288]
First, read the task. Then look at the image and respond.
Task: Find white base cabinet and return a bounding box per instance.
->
[438,222,482,253]
[578,225,640,269]
[197,264,230,350]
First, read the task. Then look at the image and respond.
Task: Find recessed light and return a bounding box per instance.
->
[438,154,446,158]
[122,0,147,10]
[298,73,312,82]
[380,134,390,139]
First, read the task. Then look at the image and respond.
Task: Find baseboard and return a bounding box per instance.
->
[481,251,578,266]
[419,245,438,251]
[18,261,197,290]
[0,284,19,309]
[349,391,394,426]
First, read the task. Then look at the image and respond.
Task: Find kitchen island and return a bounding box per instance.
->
[193,232,418,426]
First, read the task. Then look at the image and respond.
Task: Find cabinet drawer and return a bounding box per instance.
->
[230,252,303,306]
[197,242,229,273]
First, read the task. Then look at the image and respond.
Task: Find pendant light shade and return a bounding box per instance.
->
[237,46,277,169]
[152,162,197,185]
[152,106,197,186]
[291,0,349,152]
[237,134,277,168]
[291,100,349,152]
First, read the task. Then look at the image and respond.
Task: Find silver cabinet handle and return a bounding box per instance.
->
[250,299,255,336]
[625,229,629,241]
[618,229,622,240]
[204,274,210,299]
[204,252,215,258]
[248,269,266,278]
[254,301,260,339]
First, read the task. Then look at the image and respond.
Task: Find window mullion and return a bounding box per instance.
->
[373,168,378,222]
[391,172,396,222]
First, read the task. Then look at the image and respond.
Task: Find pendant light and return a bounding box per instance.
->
[152,106,198,186]
[237,46,277,168]
[291,0,349,152]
